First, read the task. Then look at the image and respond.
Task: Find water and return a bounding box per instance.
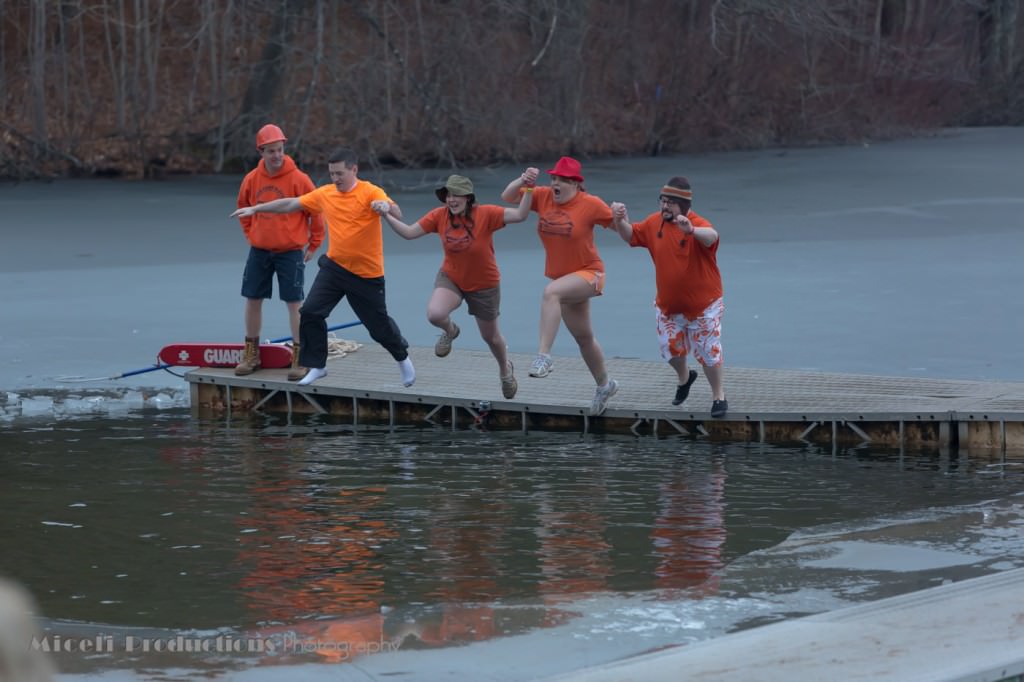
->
[3,411,1024,679]
[3,127,1024,393]
[3,128,1024,679]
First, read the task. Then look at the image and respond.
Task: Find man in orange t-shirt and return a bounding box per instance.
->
[234,124,324,380]
[611,176,728,418]
[374,175,531,399]
[232,148,414,387]
[500,157,620,417]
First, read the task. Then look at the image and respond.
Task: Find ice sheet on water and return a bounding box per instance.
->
[717,493,1024,613]
[801,541,984,571]
[0,387,189,421]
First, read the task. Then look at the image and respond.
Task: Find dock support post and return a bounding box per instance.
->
[845,421,871,443]
[799,422,819,441]
[253,390,281,413]
[295,391,325,414]
[423,404,443,425]
[663,419,689,436]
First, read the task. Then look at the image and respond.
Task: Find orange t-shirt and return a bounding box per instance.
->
[529,186,613,279]
[418,204,506,292]
[629,210,722,318]
[298,180,392,278]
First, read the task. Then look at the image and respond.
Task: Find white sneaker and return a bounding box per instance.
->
[589,379,619,416]
[528,354,553,378]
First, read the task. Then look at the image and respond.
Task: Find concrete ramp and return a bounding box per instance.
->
[545,568,1024,682]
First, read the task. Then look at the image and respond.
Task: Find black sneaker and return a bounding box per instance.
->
[710,399,728,418]
[672,369,699,405]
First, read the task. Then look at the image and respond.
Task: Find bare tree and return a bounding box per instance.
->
[233,0,312,156]
[29,0,48,144]
[979,0,1019,84]
[2,0,1022,178]
[293,0,324,151]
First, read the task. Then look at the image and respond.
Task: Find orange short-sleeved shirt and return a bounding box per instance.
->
[629,210,722,318]
[529,187,613,279]
[418,204,507,292]
[298,180,391,278]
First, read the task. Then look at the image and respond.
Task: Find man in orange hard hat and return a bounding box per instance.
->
[234,124,324,379]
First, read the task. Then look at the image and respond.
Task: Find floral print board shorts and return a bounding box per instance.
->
[655,298,724,367]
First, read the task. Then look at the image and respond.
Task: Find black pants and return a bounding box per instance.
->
[298,255,409,368]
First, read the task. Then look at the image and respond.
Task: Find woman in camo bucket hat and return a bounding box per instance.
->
[372,175,532,399]
[434,174,476,203]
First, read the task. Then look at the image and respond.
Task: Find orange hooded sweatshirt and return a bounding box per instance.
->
[237,155,325,253]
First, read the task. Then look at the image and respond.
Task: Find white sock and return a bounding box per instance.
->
[297,367,327,385]
[398,357,415,387]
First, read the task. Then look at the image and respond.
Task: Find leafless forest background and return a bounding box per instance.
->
[1,0,1022,179]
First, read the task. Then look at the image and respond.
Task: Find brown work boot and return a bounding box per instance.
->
[434,322,460,357]
[234,336,261,375]
[501,360,518,399]
[287,343,307,381]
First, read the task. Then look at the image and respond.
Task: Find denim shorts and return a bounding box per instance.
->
[241,247,305,302]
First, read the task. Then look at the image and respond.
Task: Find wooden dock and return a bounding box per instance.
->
[186,344,1024,453]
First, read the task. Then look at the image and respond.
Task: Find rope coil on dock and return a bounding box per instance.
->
[325,334,362,359]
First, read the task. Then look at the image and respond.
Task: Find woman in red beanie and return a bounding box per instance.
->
[501,157,619,416]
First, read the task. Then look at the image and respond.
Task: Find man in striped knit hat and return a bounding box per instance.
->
[611,176,728,418]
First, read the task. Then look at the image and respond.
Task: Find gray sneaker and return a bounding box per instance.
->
[434,323,460,357]
[589,379,619,416]
[528,354,553,377]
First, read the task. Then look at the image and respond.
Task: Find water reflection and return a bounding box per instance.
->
[650,459,727,595]
[2,412,1023,675]
[237,480,393,622]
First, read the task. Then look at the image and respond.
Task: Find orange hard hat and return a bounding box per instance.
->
[256,124,287,149]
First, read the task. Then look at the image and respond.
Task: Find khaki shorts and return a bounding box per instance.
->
[434,270,501,321]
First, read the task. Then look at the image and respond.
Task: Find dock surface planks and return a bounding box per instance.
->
[187,344,1024,450]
